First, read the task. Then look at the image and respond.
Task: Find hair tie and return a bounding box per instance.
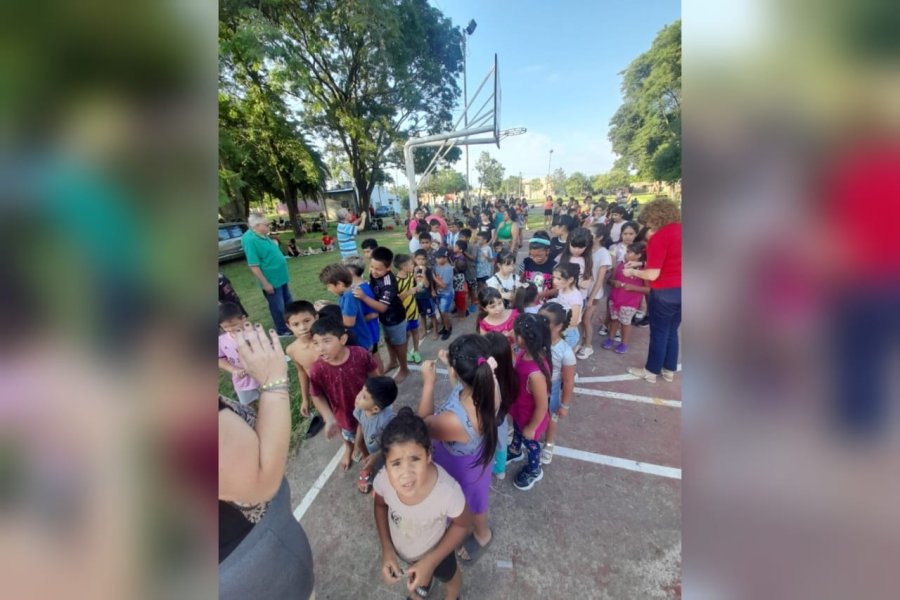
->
[476,356,498,372]
[476,357,486,366]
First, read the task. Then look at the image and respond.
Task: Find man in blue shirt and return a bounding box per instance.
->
[336,207,368,258]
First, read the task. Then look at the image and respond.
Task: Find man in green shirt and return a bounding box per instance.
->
[241,213,292,335]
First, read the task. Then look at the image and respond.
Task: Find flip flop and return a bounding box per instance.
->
[305,415,324,438]
[457,532,493,564]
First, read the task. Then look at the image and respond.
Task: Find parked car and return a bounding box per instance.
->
[218,222,248,262]
[374,205,394,218]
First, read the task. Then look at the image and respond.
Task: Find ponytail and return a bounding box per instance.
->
[447,335,499,470]
[513,313,552,390]
[484,332,518,421]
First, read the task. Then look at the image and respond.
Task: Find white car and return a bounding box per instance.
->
[218,222,248,262]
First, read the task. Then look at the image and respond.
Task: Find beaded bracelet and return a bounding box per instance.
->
[260,378,289,392]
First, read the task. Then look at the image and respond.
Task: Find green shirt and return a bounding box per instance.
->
[241,230,289,288]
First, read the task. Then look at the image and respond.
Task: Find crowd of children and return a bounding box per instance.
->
[217,195,657,599]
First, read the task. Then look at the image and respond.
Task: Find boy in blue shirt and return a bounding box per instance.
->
[319,263,374,351]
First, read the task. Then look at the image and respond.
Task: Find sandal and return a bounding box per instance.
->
[457,531,493,564]
[357,469,372,494]
[541,443,554,465]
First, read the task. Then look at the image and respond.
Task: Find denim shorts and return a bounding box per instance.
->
[383,320,408,345]
[563,327,580,349]
[437,292,454,313]
[416,296,435,318]
[548,378,562,414]
[341,428,356,443]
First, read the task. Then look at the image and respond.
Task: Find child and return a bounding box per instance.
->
[550,262,583,350]
[218,272,248,317]
[445,221,461,250]
[417,335,505,564]
[361,237,379,264]
[577,224,612,359]
[308,318,380,471]
[412,250,440,341]
[518,232,556,303]
[513,283,540,315]
[603,242,651,354]
[474,230,495,289]
[506,313,552,491]
[609,221,639,266]
[218,302,260,406]
[286,238,301,257]
[477,287,518,346]
[408,222,428,254]
[606,205,628,245]
[319,262,375,351]
[429,220,444,247]
[342,255,383,373]
[394,254,422,365]
[537,303,576,465]
[452,256,469,319]
[486,249,520,307]
[317,304,360,348]
[353,247,411,383]
[373,408,470,600]
[484,332,517,481]
[353,376,397,494]
[556,227,595,352]
[285,300,321,417]
[418,233,437,268]
[321,232,335,252]
[550,215,574,260]
[336,207,367,258]
[432,247,454,340]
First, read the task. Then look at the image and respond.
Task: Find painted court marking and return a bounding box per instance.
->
[574,387,681,408]
[554,445,681,479]
[293,446,344,521]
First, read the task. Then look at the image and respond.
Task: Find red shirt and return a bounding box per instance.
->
[309,346,378,432]
[322,235,334,245]
[646,222,681,289]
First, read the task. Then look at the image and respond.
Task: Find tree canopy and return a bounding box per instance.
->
[608,20,681,183]
[475,152,505,195]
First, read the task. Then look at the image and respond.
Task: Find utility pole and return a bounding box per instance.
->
[463,20,477,209]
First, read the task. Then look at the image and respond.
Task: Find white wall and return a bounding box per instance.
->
[371,185,402,213]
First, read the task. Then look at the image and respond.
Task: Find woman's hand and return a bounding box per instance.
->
[381,552,403,584]
[235,323,288,386]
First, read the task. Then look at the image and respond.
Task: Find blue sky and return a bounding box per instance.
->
[417,0,680,187]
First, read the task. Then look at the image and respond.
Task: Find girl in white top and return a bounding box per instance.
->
[577,223,612,359]
[373,407,471,599]
[485,249,520,307]
[608,221,639,266]
[550,262,583,350]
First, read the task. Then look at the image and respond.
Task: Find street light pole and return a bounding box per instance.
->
[463,20,476,209]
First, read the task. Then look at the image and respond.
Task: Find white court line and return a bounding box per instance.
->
[293,446,344,521]
[574,386,681,408]
[577,374,639,383]
[554,445,681,480]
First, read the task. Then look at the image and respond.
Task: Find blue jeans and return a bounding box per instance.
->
[263,283,293,335]
[645,287,681,375]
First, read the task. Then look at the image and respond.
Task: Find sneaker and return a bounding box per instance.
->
[614,342,628,354]
[576,346,594,359]
[573,343,582,354]
[440,328,452,341]
[506,447,524,465]
[513,466,544,491]
[661,368,675,382]
[494,471,506,480]
[614,331,622,341]
[598,325,609,336]
[634,317,650,328]
[406,350,416,362]
[601,339,615,351]
[540,443,554,465]
[627,366,657,383]
[412,351,422,364]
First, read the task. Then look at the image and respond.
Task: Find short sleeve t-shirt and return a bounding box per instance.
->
[395,273,418,321]
[552,288,583,320]
[369,271,407,326]
[550,339,577,382]
[476,245,494,278]
[645,222,682,289]
[337,222,360,257]
[372,464,466,563]
[309,346,378,432]
[432,263,454,296]
[549,237,566,261]
[519,257,556,294]
[590,247,613,300]
[338,291,373,350]
[241,230,289,288]
[353,405,396,453]
[218,333,259,391]
[356,282,380,344]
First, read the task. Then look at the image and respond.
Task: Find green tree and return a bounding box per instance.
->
[591,169,630,194]
[246,0,464,215]
[529,177,545,198]
[608,20,681,183]
[564,172,589,197]
[502,175,523,197]
[550,168,567,196]
[475,152,505,195]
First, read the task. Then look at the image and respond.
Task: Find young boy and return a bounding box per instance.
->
[432,247,455,340]
[413,249,440,340]
[319,263,375,352]
[343,255,384,373]
[321,233,335,252]
[353,247,411,383]
[474,230,494,288]
[394,254,422,364]
[361,238,378,268]
[519,231,557,304]
[353,376,398,493]
[458,231,478,310]
[429,220,444,247]
[445,221,462,251]
[218,302,260,406]
[308,318,380,471]
[418,233,437,268]
[285,300,321,418]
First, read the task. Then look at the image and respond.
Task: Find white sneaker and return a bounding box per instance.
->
[627,367,657,383]
[661,369,675,382]
[540,444,554,465]
[576,346,594,360]
[494,471,506,480]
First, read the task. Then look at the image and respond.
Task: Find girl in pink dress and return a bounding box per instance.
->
[477,287,519,347]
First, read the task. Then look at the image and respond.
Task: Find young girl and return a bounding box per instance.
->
[485,249,520,307]
[556,227,595,351]
[417,335,503,564]
[577,224,612,359]
[550,263,583,350]
[609,221,639,266]
[484,332,518,481]
[604,243,651,354]
[506,313,552,491]
[373,407,470,600]
[537,303,577,465]
[477,287,519,346]
[513,283,540,315]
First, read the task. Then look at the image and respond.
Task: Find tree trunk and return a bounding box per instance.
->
[284,182,303,239]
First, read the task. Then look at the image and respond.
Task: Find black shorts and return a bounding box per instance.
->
[428,549,458,583]
[544,209,552,216]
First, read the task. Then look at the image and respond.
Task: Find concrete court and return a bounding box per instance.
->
[284,236,682,599]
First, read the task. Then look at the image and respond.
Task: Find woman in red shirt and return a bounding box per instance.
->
[622,198,682,383]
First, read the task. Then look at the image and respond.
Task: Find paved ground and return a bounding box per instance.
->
[285,235,682,599]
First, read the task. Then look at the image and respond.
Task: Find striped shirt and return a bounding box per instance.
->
[337,222,359,257]
[396,273,418,321]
